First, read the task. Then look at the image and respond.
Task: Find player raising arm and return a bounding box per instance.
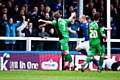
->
[38,11,76,70]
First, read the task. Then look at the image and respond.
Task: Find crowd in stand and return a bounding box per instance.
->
[0,0,120,51]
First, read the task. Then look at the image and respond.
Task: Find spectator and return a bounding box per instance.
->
[37,27,49,51]
[29,6,40,29]
[47,28,59,51]
[0,13,8,50]
[16,15,28,50]
[22,21,38,50]
[38,4,45,19]
[42,13,53,32]
[12,5,19,21]
[3,17,21,50]
[111,17,117,38]
[66,5,75,18]
[7,0,14,18]
[0,13,8,36]
[2,7,8,14]
[20,9,26,16]
[91,8,97,17]
[20,4,28,15]
[17,16,28,37]
[38,27,49,38]
[84,0,94,17]
[48,28,57,37]
[44,6,52,19]
[22,21,37,37]
[37,13,54,51]
[69,12,78,51]
[52,0,62,11]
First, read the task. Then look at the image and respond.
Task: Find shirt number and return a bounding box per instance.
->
[90,30,98,38]
[61,21,66,31]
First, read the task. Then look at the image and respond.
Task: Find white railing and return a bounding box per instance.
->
[0,37,78,51]
[0,37,120,57]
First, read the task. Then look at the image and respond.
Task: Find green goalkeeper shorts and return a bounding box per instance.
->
[60,37,69,51]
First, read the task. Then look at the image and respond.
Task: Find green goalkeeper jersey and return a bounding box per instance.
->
[89,22,105,46]
[52,18,70,39]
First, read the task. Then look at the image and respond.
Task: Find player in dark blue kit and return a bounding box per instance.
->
[69,15,89,52]
[75,15,89,53]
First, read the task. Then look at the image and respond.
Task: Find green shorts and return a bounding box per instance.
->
[88,44,105,57]
[101,45,105,54]
[60,37,69,51]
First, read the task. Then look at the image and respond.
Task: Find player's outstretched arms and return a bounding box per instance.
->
[38,23,47,29]
[38,19,52,25]
[69,12,76,22]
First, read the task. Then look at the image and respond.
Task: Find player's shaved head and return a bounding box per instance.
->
[79,15,86,23]
[80,15,86,20]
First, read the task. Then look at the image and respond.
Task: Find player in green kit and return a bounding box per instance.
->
[38,11,76,70]
[81,13,106,72]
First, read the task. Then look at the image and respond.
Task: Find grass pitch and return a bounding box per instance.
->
[0,70,120,80]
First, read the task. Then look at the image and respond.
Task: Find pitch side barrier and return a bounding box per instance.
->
[0,37,78,51]
[0,51,79,71]
[0,37,120,71]
[0,37,120,51]
[0,51,120,71]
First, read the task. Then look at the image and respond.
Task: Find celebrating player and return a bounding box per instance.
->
[38,11,76,70]
[81,12,106,72]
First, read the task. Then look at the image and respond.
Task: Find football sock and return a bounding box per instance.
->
[62,54,66,60]
[63,54,73,67]
[99,57,104,67]
[82,57,91,67]
[92,58,99,66]
[65,54,72,62]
